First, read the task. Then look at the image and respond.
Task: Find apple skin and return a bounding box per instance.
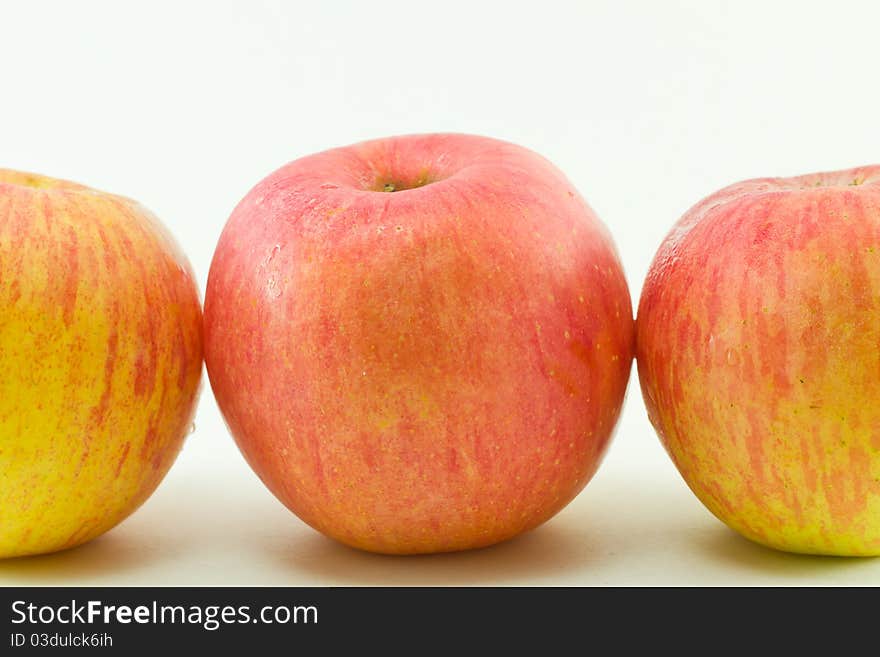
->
[205,133,633,554]
[637,166,880,556]
[0,170,203,558]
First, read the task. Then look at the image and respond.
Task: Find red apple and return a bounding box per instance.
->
[205,134,633,554]
[637,165,880,555]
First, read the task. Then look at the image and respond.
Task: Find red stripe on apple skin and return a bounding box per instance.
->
[114,442,132,479]
[637,167,880,555]
[205,134,634,554]
[60,223,79,326]
[89,314,118,429]
[97,225,118,273]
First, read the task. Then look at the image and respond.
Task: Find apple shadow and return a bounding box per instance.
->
[694,527,880,583]
[0,530,178,586]
[270,518,610,586]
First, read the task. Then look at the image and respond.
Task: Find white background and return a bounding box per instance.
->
[2,0,879,586]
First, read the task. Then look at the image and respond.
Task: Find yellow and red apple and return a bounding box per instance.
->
[637,166,880,555]
[205,133,634,554]
[0,170,202,558]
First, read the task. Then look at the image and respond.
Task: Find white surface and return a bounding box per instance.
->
[2,0,880,586]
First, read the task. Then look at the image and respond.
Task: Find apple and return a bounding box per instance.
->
[637,165,880,555]
[0,169,203,558]
[204,133,634,554]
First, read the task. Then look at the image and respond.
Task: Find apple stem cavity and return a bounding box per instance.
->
[376,175,432,193]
